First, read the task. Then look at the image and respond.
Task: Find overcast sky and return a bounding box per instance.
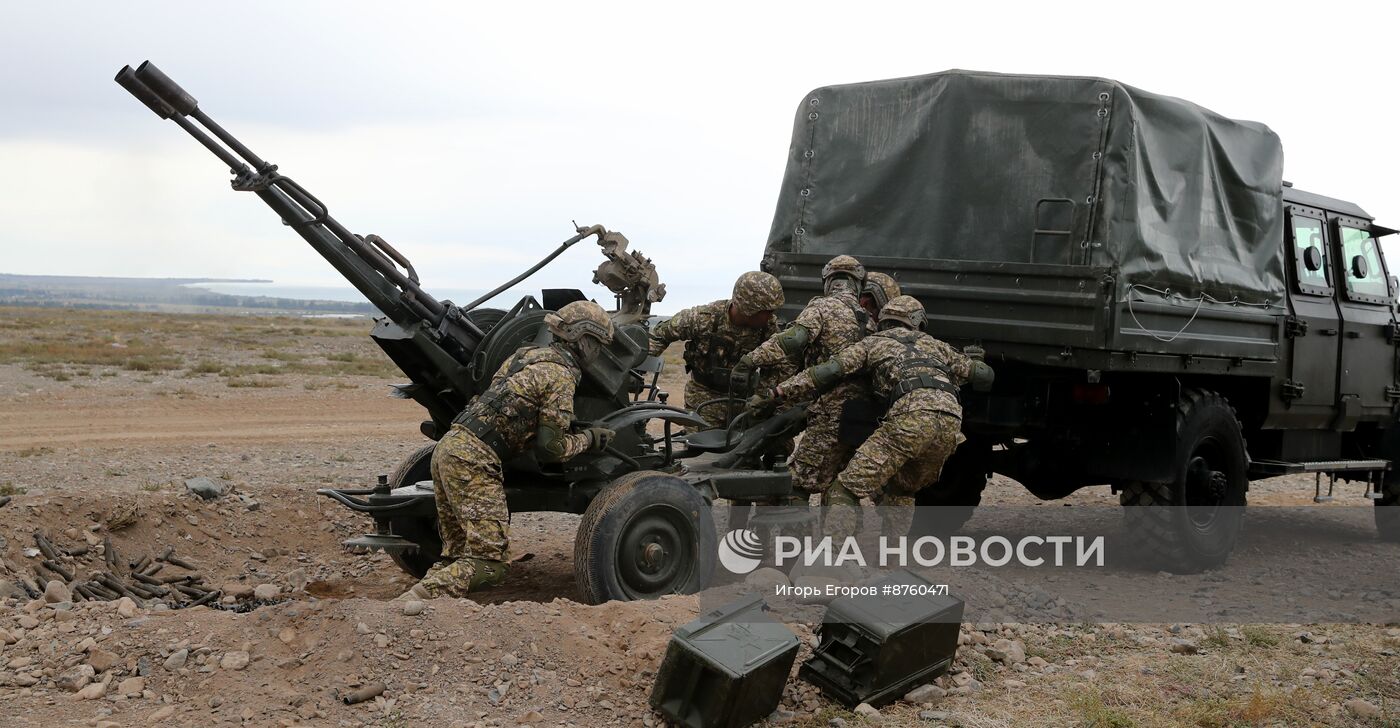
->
[2,1,1396,313]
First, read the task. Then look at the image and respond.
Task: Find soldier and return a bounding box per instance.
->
[860,272,901,331]
[401,301,618,599]
[748,296,994,537]
[735,255,869,502]
[647,271,786,428]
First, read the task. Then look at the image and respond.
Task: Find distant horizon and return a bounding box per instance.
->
[0,271,730,315]
[0,271,273,284]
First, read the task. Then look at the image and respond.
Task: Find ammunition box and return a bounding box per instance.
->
[650,595,799,728]
[800,570,963,708]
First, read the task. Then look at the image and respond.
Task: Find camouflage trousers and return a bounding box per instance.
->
[827,390,965,540]
[791,381,865,495]
[416,425,510,598]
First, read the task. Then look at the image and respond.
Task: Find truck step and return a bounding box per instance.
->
[1249,458,1389,476]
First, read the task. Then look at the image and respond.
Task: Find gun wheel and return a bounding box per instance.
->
[574,471,716,605]
[384,442,443,578]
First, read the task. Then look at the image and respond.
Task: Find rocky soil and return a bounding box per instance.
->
[0,308,1396,726]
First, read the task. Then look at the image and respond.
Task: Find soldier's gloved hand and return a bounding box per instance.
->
[729,364,757,394]
[745,387,780,418]
[963,345,986,362]
[731,355,756,386]
[970,361,995,392]
[584,427,616,452]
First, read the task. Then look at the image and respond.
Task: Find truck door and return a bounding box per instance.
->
[1330,216,1397,425]
[1283,209,1342,418]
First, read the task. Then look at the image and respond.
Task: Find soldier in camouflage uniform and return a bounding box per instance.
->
[750,296,995,538]
[860,272,901,332]
[401,301,618,599]
[647,272,786,428]
[737,255,869,501]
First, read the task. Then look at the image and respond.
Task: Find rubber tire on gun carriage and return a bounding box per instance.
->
[384,442,443,579]
[574,470,717,605]
[1118,389,1248,573]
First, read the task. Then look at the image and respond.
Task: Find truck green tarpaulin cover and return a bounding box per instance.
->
[764,70,1285,304]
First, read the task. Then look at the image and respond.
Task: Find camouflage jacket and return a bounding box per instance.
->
[778,328,973,415]
[647,299,778,389]
[458,345,591,460]
[748,291,865,370]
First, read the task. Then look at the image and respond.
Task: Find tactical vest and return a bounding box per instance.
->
[452,346,578,461]
[682,301,762,395]
[872,328,960,406]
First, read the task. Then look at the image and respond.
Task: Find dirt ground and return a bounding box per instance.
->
[0,307,1396,727]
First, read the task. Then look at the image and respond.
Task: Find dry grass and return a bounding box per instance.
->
[0,306,395,385]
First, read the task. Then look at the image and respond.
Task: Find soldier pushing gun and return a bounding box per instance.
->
[735,255,871,505]
[401,301,618,600]
[748,296,995,538]
[647,271,787,428]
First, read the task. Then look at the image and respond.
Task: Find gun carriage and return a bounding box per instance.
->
[115,61,801,603]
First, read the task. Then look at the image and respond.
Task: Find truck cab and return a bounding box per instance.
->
[1269,186,1398,445]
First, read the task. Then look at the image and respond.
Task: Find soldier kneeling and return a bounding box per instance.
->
[400,301,617,600]
[747,296,994,539]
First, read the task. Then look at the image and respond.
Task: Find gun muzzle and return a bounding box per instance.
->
[133,61,199,116]
[114,65,176,119]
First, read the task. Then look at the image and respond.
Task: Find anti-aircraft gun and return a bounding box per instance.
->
[115,61,804,604]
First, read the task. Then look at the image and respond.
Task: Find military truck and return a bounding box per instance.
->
[762,70,1399,572]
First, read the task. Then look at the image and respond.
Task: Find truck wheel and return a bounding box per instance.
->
[385,442,442,579]
[1374,419,1400,542]
[909,446,989,537]
[574,471,716,605]
[1377,478,1400,542]
[1120,390,1247,573]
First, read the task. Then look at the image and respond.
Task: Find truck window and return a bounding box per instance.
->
[1291,215,1330,293]
[1339,225,1390,301]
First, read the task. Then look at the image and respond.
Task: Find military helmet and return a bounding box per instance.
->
[731,271,784,316]
[821,255,866,285]
[862,272,901,310]
[879,295,925,330]
[545,300,614,344]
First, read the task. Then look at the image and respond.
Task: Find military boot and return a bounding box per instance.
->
[465,558,509,590]
[880,493,917,538]
[823,483,862,544]
[398,557,508,600]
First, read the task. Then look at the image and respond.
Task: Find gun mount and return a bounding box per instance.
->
[116,61,800,603]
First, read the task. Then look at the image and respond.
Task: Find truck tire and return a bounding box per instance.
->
[574,470,716,605]
[909,445,989,537]
[1119,390,1247,573]
[384,442,443,579]
[1374,418,1400,542]
[1379,483,1400,542]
